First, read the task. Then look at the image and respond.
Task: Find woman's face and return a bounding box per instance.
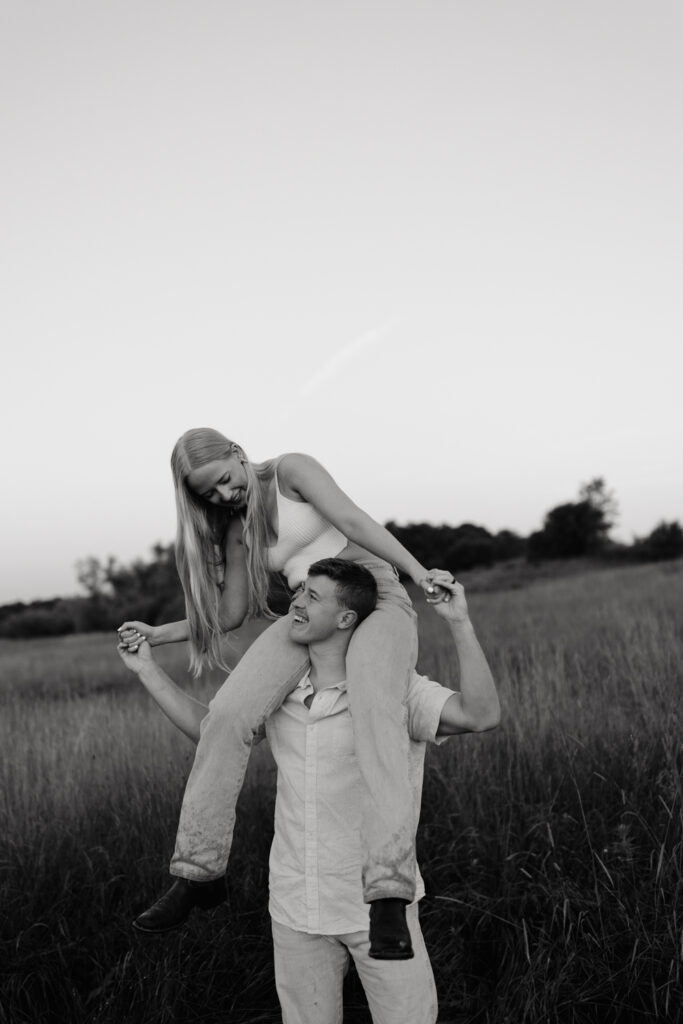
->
[186,455,248,509]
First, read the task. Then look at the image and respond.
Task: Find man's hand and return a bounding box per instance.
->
[419,568,455,602]
[115,639,206,742]
[117,639,155,676]
[427,579,469,624]
[429,579,500,736]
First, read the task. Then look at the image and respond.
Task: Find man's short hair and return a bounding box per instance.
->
[307,558,378,624]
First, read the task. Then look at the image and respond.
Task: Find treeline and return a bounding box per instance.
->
[0,545,186,641]
[385,522,527,572]
[2,480,681,639]
[388,480,682,569]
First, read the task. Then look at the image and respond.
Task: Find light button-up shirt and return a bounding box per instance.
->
[264,670,453,936]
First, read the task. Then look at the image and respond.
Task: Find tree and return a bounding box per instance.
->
[579,478,618,532]
[384,520,525,574]
[0,600,75,638]
[384,521,498,574]
[635,521,683,562]
[102,544,185,623]
[442,524,494,571]
[491,530,527,562]
[0,545,186,639]
[75,556,110,597]
[528,479,617,561]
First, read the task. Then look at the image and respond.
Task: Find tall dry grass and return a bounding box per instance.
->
[1,561,681,1023]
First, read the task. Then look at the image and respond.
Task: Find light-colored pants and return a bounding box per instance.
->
[171,556,419,901]
[272,903,438,1024]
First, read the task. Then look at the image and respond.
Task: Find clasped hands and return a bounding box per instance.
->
[117,619,153,653]
[420,568,456,603]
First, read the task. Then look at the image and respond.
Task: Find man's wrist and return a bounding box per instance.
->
[138,659,164,689]
[448,616,475,637]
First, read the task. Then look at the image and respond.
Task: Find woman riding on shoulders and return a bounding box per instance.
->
[119,427,453,958]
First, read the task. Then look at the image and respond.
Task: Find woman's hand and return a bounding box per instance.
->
[418,568,455,604]
[117,620,157,651]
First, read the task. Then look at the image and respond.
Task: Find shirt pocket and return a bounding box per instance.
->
[329,716,357,761]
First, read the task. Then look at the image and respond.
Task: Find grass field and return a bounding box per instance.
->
[1,561,681,1023]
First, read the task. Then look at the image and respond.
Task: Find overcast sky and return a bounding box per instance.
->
[2,0,681,604]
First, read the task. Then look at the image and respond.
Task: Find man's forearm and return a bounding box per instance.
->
[137,660,208,743]
[451,618,500,729]
[438,618,500,735]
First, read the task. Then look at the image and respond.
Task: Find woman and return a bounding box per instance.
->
[119,428,453,957]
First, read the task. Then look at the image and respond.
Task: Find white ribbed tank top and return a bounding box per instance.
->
[266,465,347,588]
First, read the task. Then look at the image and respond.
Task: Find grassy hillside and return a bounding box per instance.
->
[1,560,681,1023]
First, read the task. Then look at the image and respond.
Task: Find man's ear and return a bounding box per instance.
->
[337,609,358,631]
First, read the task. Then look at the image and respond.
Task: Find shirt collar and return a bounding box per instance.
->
[296,670,347,695]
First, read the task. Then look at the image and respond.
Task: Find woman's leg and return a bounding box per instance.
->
[171,611,309,880]
[344,562,419,903]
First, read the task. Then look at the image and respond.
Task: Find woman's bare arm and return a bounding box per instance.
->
[119,516,249,649]
[278,454,436,586]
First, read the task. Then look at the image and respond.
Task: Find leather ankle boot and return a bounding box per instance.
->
[133,877,226,934]
[368,898,414,960]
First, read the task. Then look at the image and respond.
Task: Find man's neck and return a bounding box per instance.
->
[307,636,351,691]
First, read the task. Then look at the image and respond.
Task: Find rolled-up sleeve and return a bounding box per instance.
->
[406,673,455,744]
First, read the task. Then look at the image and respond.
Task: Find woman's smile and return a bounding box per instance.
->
[186,456,247,507]
[220,488,244,507]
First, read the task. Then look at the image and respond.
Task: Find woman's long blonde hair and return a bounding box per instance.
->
[171,428,275,674]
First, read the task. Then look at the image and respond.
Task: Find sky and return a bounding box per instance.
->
[2,0,681,604]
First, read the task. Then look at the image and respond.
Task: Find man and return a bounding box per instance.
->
[118,558,500,1024]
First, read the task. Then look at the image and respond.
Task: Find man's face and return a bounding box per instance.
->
[289,574,353,645]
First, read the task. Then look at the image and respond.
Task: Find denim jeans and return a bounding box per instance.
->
[271,903,438,1024]
[170,556,419,901]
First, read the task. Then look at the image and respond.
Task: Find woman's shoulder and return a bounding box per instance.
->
[275,453,332,502]
[275,452,326,480]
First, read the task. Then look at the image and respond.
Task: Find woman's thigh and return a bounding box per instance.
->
[345,596,418,704]
[346,555,415,613]
[209,612,310,722]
